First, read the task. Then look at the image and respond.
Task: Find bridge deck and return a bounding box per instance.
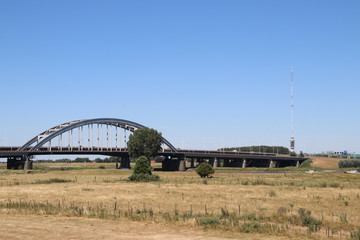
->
[0,147,304,162]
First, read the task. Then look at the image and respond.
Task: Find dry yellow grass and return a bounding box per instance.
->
[310,157,342,169]
[0,214,301,240]
[0,164,360,239]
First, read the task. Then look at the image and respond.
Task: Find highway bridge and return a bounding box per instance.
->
[0,118,306,170]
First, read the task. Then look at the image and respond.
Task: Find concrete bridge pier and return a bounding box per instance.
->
[296,160,300,168]
[242,159,247,168]
[24,156,33,170]
[178,158,186,171]
[269,160,276,168]
[212,158,218,168]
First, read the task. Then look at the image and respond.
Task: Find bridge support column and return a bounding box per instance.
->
[296,160,300,168]
[213,158,218,168]
[242,159,247,168]
[178,159,186,171]
[120,156,131,169]
[269,160,276,168]
[24,156,33,170]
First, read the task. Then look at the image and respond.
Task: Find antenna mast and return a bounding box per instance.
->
[290,67,295,153]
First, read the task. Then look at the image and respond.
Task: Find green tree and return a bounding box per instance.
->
[128,156,160,182]
[127,128,162,160]
[195,162,215,178]
[290,151,297,157]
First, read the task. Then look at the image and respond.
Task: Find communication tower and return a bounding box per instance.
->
[290,67,295,153]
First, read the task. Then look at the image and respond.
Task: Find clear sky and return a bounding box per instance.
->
[0,0,359,154]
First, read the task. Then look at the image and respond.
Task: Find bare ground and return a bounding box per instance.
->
[0,214,296,240]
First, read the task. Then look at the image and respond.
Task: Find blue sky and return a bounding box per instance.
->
[0,0,359,154]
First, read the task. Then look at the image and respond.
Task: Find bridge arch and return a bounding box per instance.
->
[18,118,177,152]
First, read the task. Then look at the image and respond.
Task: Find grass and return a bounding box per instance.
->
[0,162,359,239]
[32,178,73,184]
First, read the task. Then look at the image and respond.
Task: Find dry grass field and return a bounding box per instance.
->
[0,160,359,239]
[310,157,342,169]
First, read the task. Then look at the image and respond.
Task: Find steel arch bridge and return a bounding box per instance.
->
[18,118,177,152]
[0,118,307,171]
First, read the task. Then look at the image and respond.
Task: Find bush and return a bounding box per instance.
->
[240,222,261,233]
[133,156,152,175]
[129,156,160,182]
[298,208,322,232]
[339,160,360,168]
[128,173,160,182]
[195,162,214,178]
[197,217,220,226]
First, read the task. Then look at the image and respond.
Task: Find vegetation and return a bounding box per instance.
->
[128,156,159,182]
[351,227,360,240]
[35,156,120,163]
[299,159,312,168]
[1,162,360,239]
[94,156,120,163]
[195,162,214,178]
[127,127,162,160]
[339,159,360,168]
[290,151,297,156]
[32,178,73,184]
[219,146,290,154]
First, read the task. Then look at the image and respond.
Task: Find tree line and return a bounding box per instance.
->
[218,146,290,154]
[35,156,120,163]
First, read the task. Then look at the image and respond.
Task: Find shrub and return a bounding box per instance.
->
[197,216,220,226]
[128,156,160,182]
[268,190,277,197]
[339,159,360,168]
[128,173,160,182]
[133,156,152,175]
[240,222,261,233]
[297,208,322,232]
[195,162,215,178]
